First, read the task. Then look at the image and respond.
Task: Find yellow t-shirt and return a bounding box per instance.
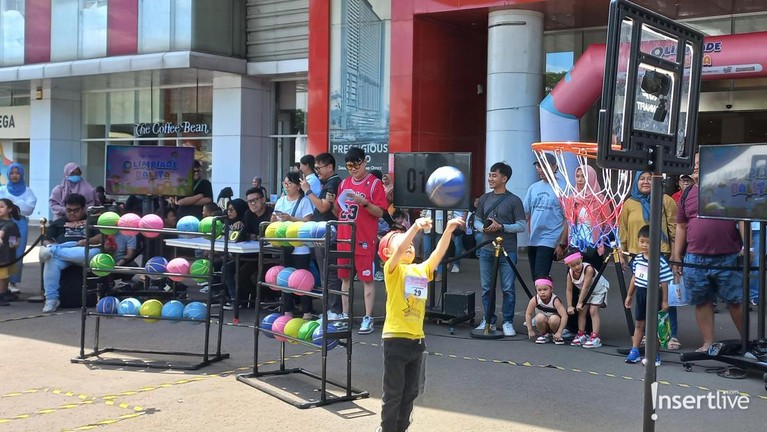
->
[382,259,431,339]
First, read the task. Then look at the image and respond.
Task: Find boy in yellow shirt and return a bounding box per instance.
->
[376,216,464,432]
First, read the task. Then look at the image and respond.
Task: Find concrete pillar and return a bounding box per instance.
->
[211,74,275,200]
[486,9,543,197]
[29,79,82,221]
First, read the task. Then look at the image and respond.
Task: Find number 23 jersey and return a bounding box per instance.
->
[336,173,387,254]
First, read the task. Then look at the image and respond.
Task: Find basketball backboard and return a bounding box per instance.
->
[597,0,704,174]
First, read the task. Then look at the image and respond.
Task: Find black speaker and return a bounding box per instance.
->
[443,291,474,318]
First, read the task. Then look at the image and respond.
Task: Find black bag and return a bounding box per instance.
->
[58,265,97,308]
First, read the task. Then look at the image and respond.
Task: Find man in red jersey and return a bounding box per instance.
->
[335,147,387,334]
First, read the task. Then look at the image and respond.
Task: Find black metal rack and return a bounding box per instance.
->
[237,220,369,408]
[71,208,229,370]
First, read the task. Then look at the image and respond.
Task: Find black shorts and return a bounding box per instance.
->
[633,287,662,322]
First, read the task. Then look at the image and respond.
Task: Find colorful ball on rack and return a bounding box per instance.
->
[90,253,115,277]
[265,265,285,290]
[145,256,168,279]
[276,267,296,288]
[189,259,211,281]
[286,221,305,246]
[96,296,120,315]
[260,313,282,338]
[298,320,321,342]
[425,166,466,208]
[139,214,164,238]
[198,216,223,237]
[117,297,141,316]
[176,215,200,233]
[271,315,292,342]
[161,300,185,322]
[284,318,306,343]
[312,323,339,350]
[264,222,280,240]
[183,301,207,321]
[288,269,315,295]
[118,212,141,236]
[311,221,327,240]
[139,299,163,323]
[166,257,190,282]
[298,221,317,242]
[97,211,120,235]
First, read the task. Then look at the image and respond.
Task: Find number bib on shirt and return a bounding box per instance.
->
[404,275,428,300]
[636,263,648,281]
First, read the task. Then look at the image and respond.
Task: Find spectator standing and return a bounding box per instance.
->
[251,177,270,202]
[299,154,322,198]
[0,162,37,294]
[671,174,694,204]
[49,162,99,218]
[173,161,213,219]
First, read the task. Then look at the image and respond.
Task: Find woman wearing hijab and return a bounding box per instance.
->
[0,163,37,293]
[619,170,681,350]
[222,198,251,310]
[49,162,99,218]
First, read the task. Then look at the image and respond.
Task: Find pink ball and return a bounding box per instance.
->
[166,258,190,282]
[139,214,164,238]
[271,315,292,342]
[118,213,141,236]
[288,269,315,295]
[265,265,285,290]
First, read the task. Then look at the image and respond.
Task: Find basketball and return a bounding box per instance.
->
[311,221,327,240]
[288,269,314,295]
[118,298,141,316]
[139,214,164,238]
[284,318,306,343]
[140,299,163,323]
[264,222,280,239]
[199,216,223,237]
[161,300,185,322]
[183,301,207,321]
[298,320,321,342]
[96,296,120,315]
[118,213,141,236]
[260,313,282,338]
[426,166,466,207]
[271,315,292,342]
[298,221,316,242]
[176,215,200,233]
[265,265,285,289]
[312,323,339,350]
[272,221,290,246]
[276,267,296,288]
[90,253,115,277]
[97,211,120,235]
[286,221,305,246]
[189,259,211,281]
[145,256,168,279]
[167,258,190,282]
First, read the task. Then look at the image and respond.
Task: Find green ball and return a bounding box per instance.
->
[198,216,223,237]
[90,253,115,277]
[298,320,321,342]
[273,221,290,246]
[97,211,120,235]
[189,259,211,280]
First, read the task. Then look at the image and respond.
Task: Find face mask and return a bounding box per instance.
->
[68,175,82,183]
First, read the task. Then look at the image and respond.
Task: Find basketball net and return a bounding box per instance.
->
[531,142,632,252]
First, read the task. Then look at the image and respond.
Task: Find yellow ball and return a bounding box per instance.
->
[139,299,163,323]
[286,222,305,247]
[283,318,306,344]
[264,222,280,240]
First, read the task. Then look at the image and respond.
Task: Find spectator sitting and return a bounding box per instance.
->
[525,276,568,344]
[95,186,114,206]
[203,202,223,218]
[564,250,609,348]
[106,208,139,289]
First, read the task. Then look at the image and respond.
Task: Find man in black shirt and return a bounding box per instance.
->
[174,160,213,219]
[41,193,101,313]
[301,152,343,316]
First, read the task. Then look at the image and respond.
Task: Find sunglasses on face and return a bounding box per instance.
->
[346,161,363,170]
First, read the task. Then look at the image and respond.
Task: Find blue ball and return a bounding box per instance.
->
[311,221,327,239]
[96,296,120,315]
[260,313,282,339]
[298,221,317,241]
[117,298,141,316]
[276,267,296,287]
[311,323,339,350]
[161,300,185,322]
[183,301,207,321]
[176,215,200,233]
[145,256,168,280]
[425,166,466,208]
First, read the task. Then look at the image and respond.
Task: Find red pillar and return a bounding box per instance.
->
[307,0,330,155]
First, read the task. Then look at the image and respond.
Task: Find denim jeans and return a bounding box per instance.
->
[422,233,442,275]
[43,242,99,300]
[451,233,464,267]
[527,245,555,280]
[479,248,517,324]
[381,338,425,432]
[10,217,27,284]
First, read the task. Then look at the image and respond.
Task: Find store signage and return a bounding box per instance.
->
[0,106,30,139]
[133,121,210,137]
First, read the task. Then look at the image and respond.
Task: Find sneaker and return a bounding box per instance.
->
[553,337,565,345]
[655,354,661,366]
[38,245,52,262]
[335,313,350,330]
[535,334,552,344]
[751,298,758,308]
[562,328,574,339]
[451,265,460,274]
[625,348,641,363]
[358,316,374,334]
[42,299,60,313]
[222,302,234,311]
[199,283,209,294]
[9,283,20,295]
[374,271,384,282]
[502,322,516,337]
[475,319,496,332]
[583,333,602,348]
[571,332,588,347]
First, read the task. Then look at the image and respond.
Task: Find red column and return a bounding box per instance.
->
[24,0,51,64]
[389,0,417,153]
[307,0,330,155]
[107,0,139,56]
